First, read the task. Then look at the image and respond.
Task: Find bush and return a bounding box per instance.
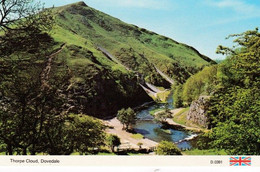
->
[117,107,137,131]
[156,141,182,155]
[106,134,121,152]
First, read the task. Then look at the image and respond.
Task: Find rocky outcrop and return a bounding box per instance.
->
[187,96,210,128]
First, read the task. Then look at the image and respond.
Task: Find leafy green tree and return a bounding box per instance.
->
[66,114,106,155]
[207,28,260,155]
[0,59,71,155]
[208,87,260,155]
[0,0,53,31]
[38,114,106,155]
[173,84,184,108]
[117,107,137,131]
[156,141,182,155]
[106,134,121,152]
[155,110,171,125]
[0,0,65,155]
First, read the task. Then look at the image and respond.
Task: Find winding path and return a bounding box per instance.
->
[103,118,158,150]
[97,46,175,101]
[154,108,203,132]
[145,82,163,93]
[97,46,131,71]
[40,44,66,90]
[139,83,157,97]
[154,66,175,85]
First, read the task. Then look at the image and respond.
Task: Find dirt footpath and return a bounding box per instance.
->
[103,118,158,150]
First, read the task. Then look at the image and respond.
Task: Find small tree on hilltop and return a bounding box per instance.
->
[117,107,137,131]
[106,134,121,152]
[156,141,182,155]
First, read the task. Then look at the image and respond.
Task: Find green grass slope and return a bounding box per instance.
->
[23,1,215,118]
[51,1,215,85]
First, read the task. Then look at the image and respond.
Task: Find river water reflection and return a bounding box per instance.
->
[134,95,193,150]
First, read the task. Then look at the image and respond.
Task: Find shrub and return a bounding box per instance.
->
[156,141,182,155]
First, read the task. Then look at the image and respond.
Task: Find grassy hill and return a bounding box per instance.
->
[0,1,215,118]
[42,1,215,118]
[51,1,215,85]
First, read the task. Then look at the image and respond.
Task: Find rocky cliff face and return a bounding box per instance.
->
[187,96,210,128]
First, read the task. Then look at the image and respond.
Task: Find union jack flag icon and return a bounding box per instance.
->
[230,157,251,166]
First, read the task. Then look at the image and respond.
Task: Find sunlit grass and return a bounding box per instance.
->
[131,133,144,140]
[183,149,227,155]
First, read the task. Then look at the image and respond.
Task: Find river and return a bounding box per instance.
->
[134,94,195,150]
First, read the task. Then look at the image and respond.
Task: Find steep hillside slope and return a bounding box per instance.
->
[51,1,215,85]
[36,1,215,118]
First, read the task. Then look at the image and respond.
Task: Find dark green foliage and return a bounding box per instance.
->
[64,114,105,155]
[31,113,105,155]
[207,28,260,155]
[117,107,137,131]
[0,1,61,155]
[156,141,182,155]
[0,1,106,155]
[0,28,55,57]
[195,134,214,150]
[173,84,184,108]
[0,0,54,56]
[106,134,121,152]
[0,57,71,155]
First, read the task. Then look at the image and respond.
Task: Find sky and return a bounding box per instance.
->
[40,0,260,60]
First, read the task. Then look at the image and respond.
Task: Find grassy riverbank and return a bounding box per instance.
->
[182,149,227,155]
[172,107,190,125]
[172,107,207,132]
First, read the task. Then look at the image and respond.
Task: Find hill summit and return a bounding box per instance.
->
[43,2,215,117]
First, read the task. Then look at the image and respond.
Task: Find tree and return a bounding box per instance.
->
[156,141,182,155]
[0,0,63,155]
[106,134,121,152]
[206,28,260,155]
[0,0,54,57]
[66,114,106,155]
[173,84,184,108]
[0,0,52,31]
[117,107,137,131]
[137,142,143,150]
[35,114,106,155]
[155,107,172,125]
[208,88,260,155]
[0,57,71,155]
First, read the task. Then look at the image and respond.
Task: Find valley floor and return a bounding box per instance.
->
[102,108,206,155]
[153,108,204,132]
[168,109,203,132]
[102,108,200,151]
[103,118,158,151]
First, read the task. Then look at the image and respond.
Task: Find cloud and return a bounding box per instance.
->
[86,0,173,10]
[199,0,260,29]
[206,0,260,16]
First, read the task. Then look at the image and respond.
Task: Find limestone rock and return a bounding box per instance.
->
[187,96,210,128]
